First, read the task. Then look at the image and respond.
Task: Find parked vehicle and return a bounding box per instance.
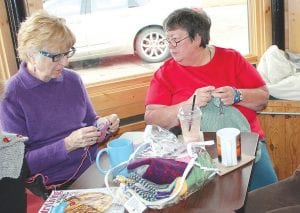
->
[44,0,202,63]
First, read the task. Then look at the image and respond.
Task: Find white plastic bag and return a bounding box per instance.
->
[257,45,300,100]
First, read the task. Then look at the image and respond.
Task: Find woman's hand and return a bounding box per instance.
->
[64,126,101,152]
[186,86,215,107]
[104,113,120,134]
[94,114,120,143]
[212,86,235,105]
[213,86,269,111]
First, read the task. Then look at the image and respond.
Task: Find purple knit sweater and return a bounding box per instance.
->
[0,62,99,184]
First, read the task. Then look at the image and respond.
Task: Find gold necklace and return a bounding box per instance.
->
[208,46,212,60]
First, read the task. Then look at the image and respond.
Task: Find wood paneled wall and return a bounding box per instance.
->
[258,100,300,180]
[0,1,18,80]
[286,0,300,53]
[86,74,151,135]
[87,75,150,119]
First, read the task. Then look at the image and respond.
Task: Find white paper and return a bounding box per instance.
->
[124,195,147,213]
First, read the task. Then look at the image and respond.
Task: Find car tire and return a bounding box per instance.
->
[135,27,170,63]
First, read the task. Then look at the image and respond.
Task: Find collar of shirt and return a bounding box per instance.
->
[19,61,63,89]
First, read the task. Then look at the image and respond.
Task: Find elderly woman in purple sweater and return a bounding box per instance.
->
[0,10,120,198]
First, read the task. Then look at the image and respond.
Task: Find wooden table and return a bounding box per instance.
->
[70,132,258,212]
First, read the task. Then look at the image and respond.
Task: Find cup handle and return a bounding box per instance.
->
[96,148,109,175]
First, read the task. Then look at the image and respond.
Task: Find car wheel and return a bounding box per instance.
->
[135,27,170,63]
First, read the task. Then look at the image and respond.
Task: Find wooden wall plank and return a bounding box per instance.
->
[87,75,151,119]
[287,0,300,53]
[248,0,272,58]
[0,1,18,80]
[258,100,300,180]
[90,86,147,111]
[286,116,300,175]
[98,102,145,119]
[259,110,291,180]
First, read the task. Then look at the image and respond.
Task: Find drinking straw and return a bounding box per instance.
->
[189,95,196,131]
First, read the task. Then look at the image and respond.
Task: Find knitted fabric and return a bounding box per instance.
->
[115,149,216,204]
[201,97,251,132]
[0,131,27,180]
[110,128,217,209]
[127,158,187,184]
[182,150,216,197]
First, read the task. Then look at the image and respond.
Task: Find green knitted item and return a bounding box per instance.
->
[182,151,216,197]
[201,97,251,132]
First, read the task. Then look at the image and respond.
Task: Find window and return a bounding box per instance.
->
[92,0,128,11]
[1,0,271,82]
[44,0,82,16]
[205,1,249,55]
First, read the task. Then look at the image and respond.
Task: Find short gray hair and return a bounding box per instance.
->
[163,8,211,48]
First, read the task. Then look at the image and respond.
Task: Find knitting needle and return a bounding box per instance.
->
[189,95,196,131]
[219,98,224,115]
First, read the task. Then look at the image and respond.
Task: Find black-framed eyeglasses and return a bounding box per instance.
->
[39,47,76,62]
[164,36,189,47]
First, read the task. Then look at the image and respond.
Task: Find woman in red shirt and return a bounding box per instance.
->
[145,8,277,191]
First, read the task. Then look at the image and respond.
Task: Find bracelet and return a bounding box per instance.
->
[237,89,244,102]
[232,87,240,104]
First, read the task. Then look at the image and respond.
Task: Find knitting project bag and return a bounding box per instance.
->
[104,125,217,210]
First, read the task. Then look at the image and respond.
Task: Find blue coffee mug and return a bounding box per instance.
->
[96,138,134,175]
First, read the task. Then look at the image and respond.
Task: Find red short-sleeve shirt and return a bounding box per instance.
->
[146,47,266,138]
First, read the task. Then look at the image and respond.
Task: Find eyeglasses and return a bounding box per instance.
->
[164,36,189,47]
[39,47,76,62]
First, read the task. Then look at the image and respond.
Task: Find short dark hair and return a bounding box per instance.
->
[163,8,211,48]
